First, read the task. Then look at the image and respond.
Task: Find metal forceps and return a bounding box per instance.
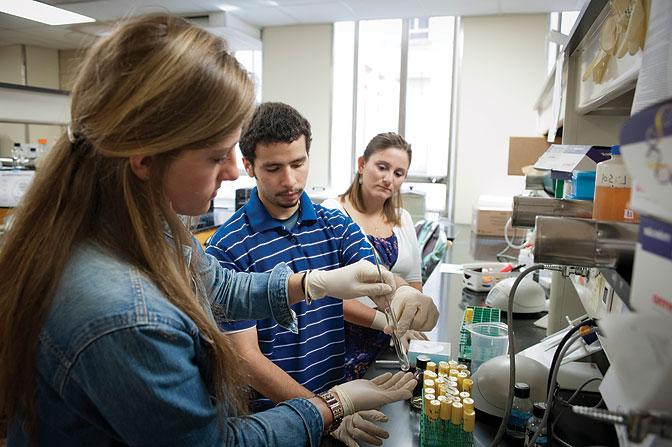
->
[372,254,410,371]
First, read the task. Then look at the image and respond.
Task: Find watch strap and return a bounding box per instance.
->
[317,391,344,432]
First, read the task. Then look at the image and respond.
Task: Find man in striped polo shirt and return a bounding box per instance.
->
[206,102,438,443]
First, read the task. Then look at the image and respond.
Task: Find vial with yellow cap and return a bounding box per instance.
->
[426,361,437,374]
[457,371,468,389]
[449,369,459,379]
[424,370,438,382]
[424,379,435,389]
[462,409,476,446]
[462,378,473,393]
[428,399,441,421]
[423,393,436,412]
[464,308,474,324]
[451,401,463,425]
[437,395,452,421]
[462,397,475,413]
[438,361,450,376]
[459,391,471,401]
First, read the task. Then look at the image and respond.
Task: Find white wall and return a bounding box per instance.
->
[0,45,64,157]
[454,14,548,224]
[261,24,333,190]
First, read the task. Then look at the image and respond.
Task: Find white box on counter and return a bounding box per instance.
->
[630,215,672,318]
[0,170,34,207]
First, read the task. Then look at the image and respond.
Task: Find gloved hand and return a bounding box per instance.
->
[306,260,395,301]
[330,371,416,416]
[391,329,429,351]
[390,286,439,334]
[330,410,389,447]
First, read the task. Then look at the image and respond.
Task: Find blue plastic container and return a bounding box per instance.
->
[565,170,596,200]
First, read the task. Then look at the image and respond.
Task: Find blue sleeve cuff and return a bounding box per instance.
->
[268,262,298,334]
[278,398,324,447]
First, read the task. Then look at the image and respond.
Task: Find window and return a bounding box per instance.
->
[213,50,263,208]
[547,11,580,74]
[331,17,456,214]
[355,20,402,155]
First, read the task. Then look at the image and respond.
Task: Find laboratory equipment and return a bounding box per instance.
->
[511,196,593,228]
[458,306,501,365]
[485,277,548,314]
[571,406,672,443]
[470,354,548,417]
[593,145,638,223]
[372,253,410,371]
[534,216,638,269]
[466,322,509,373]
[462,262,517,292]
[506,383,532,439]
[525,403,549,446]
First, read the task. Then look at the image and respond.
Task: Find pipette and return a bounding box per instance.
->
[372,254,410,371]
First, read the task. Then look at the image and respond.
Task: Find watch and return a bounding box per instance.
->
[316,391,344,432]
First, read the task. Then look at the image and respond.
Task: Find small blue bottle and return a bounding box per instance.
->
[506,382,532,439]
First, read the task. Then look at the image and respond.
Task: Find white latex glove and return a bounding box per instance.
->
[390,286,439,334]
[306,260,395,301]
[391,330,429,351]
[330,371,416,416]
[330,410,389,447]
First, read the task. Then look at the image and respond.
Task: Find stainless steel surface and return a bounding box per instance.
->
[535,217,638,268]
[511,196,593,228]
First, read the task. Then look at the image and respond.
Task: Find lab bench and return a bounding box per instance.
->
[352,224,616,447]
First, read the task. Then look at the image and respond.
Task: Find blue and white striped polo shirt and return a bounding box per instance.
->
[205,189,374,411]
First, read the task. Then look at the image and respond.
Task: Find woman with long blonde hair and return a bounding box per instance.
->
[0,14,415,446]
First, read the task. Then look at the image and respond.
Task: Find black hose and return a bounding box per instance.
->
[545,317,596,442]
[490,264,546,446]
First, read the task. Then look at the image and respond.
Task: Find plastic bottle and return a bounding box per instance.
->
[37,138,48,158]
[411,355,431,410]
[592,145,639,223]
[525,402,549,446]
[506,382,532,439]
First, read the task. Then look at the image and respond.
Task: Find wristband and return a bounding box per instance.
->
[316,391,343,432]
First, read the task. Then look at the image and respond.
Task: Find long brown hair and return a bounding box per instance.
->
[0,13,255,437]
[341,132,412,226]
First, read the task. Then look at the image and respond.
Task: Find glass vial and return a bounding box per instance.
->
[525,402,549,446]
[506,382,532,439]
[411,355,431,410]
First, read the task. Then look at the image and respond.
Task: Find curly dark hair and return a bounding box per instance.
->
[239,102,312,163]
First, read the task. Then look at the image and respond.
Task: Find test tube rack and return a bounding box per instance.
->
[419,389,474,447]
[457,306,501,365]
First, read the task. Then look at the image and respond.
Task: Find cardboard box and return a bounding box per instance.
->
[629,216,672,318]
[471,195,513,237]
[507,136,559,176]
[472,208,512,236]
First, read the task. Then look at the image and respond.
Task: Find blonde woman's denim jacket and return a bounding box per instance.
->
[8,239,325,447]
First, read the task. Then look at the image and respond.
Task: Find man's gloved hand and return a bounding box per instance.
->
[330,410,389,447]
[306,260,395,301]
[330,371,416,416]
[390,286,439,334]
[391,329,429,351]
